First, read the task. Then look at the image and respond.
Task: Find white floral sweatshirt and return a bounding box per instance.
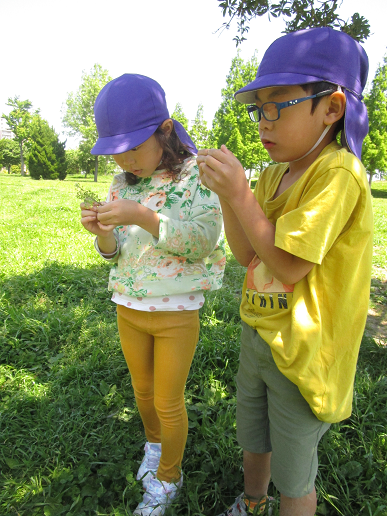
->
[99,157,225,298]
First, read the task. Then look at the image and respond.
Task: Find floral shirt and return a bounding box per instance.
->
[102,157,225,298]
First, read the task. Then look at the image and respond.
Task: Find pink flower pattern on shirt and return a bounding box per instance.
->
[101,158,225,298]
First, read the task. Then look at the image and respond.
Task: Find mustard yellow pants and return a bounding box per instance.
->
[116,304,200,482]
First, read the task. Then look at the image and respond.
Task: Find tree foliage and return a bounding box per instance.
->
[28,115,67,180]
[190,104,211,149]
[362,55,387,186]
[212,52,270,181]
[65,148,82,175]
[171,103,189,130]
[1,96,36,176]
[218,0,370,45]
[62,64,111,182]
[0,138,20,173]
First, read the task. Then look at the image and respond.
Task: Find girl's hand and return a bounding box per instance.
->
[95,199,141,227]
[80,202,116,236]
[197,145,250,204]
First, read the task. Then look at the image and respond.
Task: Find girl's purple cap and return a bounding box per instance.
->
[91,74,197,155]
[235,27,369,160]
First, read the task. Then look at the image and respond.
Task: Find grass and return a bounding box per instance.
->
[0,174,386,515]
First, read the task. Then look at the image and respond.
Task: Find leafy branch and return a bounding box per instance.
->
[75,183,103,208]
[217,0,370,45]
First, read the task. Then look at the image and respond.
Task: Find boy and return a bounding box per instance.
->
[197,27,373,516]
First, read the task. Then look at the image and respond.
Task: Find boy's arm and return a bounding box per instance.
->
[219,198,256,267]
[197,146,314,285]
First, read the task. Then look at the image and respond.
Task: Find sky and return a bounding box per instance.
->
[1,0,386,149]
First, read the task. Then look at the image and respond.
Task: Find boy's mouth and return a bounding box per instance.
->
[261,139,275,150]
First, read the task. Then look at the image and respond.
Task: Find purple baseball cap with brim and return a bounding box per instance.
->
[91,74,197,155]
[234,27,369,160]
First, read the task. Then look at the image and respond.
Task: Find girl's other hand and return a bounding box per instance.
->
[95,199,141,227]
[80,202,116,236]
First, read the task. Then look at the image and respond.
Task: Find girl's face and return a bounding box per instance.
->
[113,134,164,178]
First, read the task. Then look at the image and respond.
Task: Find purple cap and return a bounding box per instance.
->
[235,27,369,159]
[91,74,197,155]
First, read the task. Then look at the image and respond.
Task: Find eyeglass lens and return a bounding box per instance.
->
[249,103,279,122]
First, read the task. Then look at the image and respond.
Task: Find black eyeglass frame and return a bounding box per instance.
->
[247,89,335,123]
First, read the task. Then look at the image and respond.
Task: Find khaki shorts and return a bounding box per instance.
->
[236,322,330,498]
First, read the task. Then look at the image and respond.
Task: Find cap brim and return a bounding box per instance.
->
[90,124,159,155]
[234,73,331,104]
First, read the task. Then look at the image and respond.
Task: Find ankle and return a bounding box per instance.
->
[244,494,273,514]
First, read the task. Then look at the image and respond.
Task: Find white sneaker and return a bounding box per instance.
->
[136,442,162,491]
[133,474,183,516]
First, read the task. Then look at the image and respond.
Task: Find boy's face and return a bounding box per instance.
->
[256,85,330,165]
[113,134,163,178]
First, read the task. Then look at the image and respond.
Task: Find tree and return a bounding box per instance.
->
[212,52,270,183]
[28,115,67,180]
[171,103,189,130]
[62,64,111,182]
[362,55,387,186]
[0,139,20,173]
[65,148,82,175]
[218,0,370,45]
[190,104,211,149]
[1,96,35,176]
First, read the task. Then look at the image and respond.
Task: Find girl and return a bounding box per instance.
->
[80,74,225,516]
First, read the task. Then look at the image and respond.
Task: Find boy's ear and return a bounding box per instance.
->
[160,118,173,137]
[324,91,346,125]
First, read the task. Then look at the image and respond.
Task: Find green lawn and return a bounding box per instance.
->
[0,174,386,516]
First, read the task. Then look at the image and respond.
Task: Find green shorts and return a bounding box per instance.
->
[236,322,330,498]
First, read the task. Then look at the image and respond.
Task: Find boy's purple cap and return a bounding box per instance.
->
[91,74,197,155]
[234,27,369,159]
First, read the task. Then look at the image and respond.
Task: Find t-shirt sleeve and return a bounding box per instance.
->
[275,168,361,264]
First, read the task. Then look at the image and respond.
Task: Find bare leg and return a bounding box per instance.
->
[279,488,317,516]
[243,450,271,501]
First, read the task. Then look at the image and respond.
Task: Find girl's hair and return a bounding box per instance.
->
[300,81,345,138]
[124,123,194,185]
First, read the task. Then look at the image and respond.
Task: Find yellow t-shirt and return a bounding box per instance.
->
[240,142,373,422]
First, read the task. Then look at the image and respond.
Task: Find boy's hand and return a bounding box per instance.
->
[197,145,250,204]
[95,199,141,227]
[80,202,116,236]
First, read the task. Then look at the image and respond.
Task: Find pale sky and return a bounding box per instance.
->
[1,0,386,149]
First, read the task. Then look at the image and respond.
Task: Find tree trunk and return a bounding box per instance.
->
[7,165,11,174]
[368,172,373,187]
[94,156,98,182]
[19,142,25,176]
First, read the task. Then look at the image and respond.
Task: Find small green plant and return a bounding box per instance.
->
[75,182,103,208]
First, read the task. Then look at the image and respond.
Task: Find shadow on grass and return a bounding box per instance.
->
[1,260,386,515]
[371,187,387,199]
[365,277,387,345]
[0,260,244,515]
[0,262,146,514]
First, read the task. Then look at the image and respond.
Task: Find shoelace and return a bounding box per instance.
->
[143,444,161,470]
[141,483,173,507]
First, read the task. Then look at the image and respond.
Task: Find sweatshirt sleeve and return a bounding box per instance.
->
[153,169,223,261]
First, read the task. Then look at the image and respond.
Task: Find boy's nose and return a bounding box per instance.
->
[259,117,273,131]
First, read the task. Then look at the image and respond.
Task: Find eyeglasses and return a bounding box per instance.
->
[247,90,335,123]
